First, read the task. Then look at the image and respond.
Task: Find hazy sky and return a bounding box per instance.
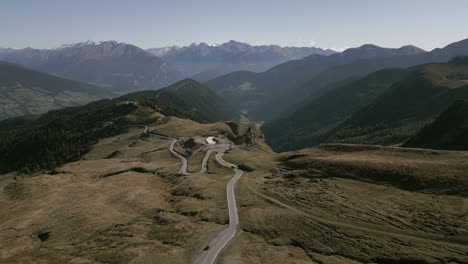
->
[2,0,468,51]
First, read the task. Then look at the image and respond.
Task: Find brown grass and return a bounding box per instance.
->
[2,116,467,264]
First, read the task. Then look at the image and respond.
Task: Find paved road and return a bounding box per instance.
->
[195,150,243,264]
[168,138,217,175]
[148,130,242,264]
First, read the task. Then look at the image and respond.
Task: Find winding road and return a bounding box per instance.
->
[197,151,243,264]
[168,139,216,175]
[149,131,243,264]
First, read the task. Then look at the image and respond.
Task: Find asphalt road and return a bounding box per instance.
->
[168,138,217,175]
[149,130,242,264]
[196,150,243,264]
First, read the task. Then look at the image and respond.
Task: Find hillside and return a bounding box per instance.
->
[0,79,238,173]
[328,59,468,146]
[404,100,468,150]
[147,40,335,78]
[119,79,239,123]
[263,69,410,151]
[0,61,110,120]
[1,116,468,263]
[0,41,184,92]
[0,100,146,174]
[263,57,468,151]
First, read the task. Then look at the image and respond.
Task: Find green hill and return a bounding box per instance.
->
[0,61,111,120]
[119,78,239,123]
[404,100,468,150]
[0,100,138,174]
[0,79,238,174]
[328,60,468,145]
[264,57,468,151]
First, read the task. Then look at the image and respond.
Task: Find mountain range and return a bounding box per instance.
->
[263,56,468,151]
[0,41,184,93]
[0,40,336,92]
[147,40,336,81]
[204,43,427,118]
[205,39,468,122]
[2,38,468,153]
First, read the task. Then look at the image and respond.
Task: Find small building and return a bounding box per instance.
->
[206,136,217,145]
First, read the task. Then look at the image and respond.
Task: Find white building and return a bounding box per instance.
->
[206,136,216,145]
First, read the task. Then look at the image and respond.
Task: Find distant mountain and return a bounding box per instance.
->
[338,44,426,59]
[205,43,427,118]
[147,40,336,79]
[0,41,184,93]
[0,60,111,120]
[404,99,468,150]
[119,78,239,123]
[0,47,50,67]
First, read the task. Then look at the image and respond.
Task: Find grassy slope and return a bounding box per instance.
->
[1,109,468,263]
[0,121,234,264]
[0,61,111,120]
[224,143,468,263]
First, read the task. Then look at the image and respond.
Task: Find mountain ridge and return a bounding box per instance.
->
[205,38,468,122]
[147,40,336,80]
[204,42,428,116]
[0,41,185,93]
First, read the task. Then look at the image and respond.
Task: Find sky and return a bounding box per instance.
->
[1,0,468,51]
